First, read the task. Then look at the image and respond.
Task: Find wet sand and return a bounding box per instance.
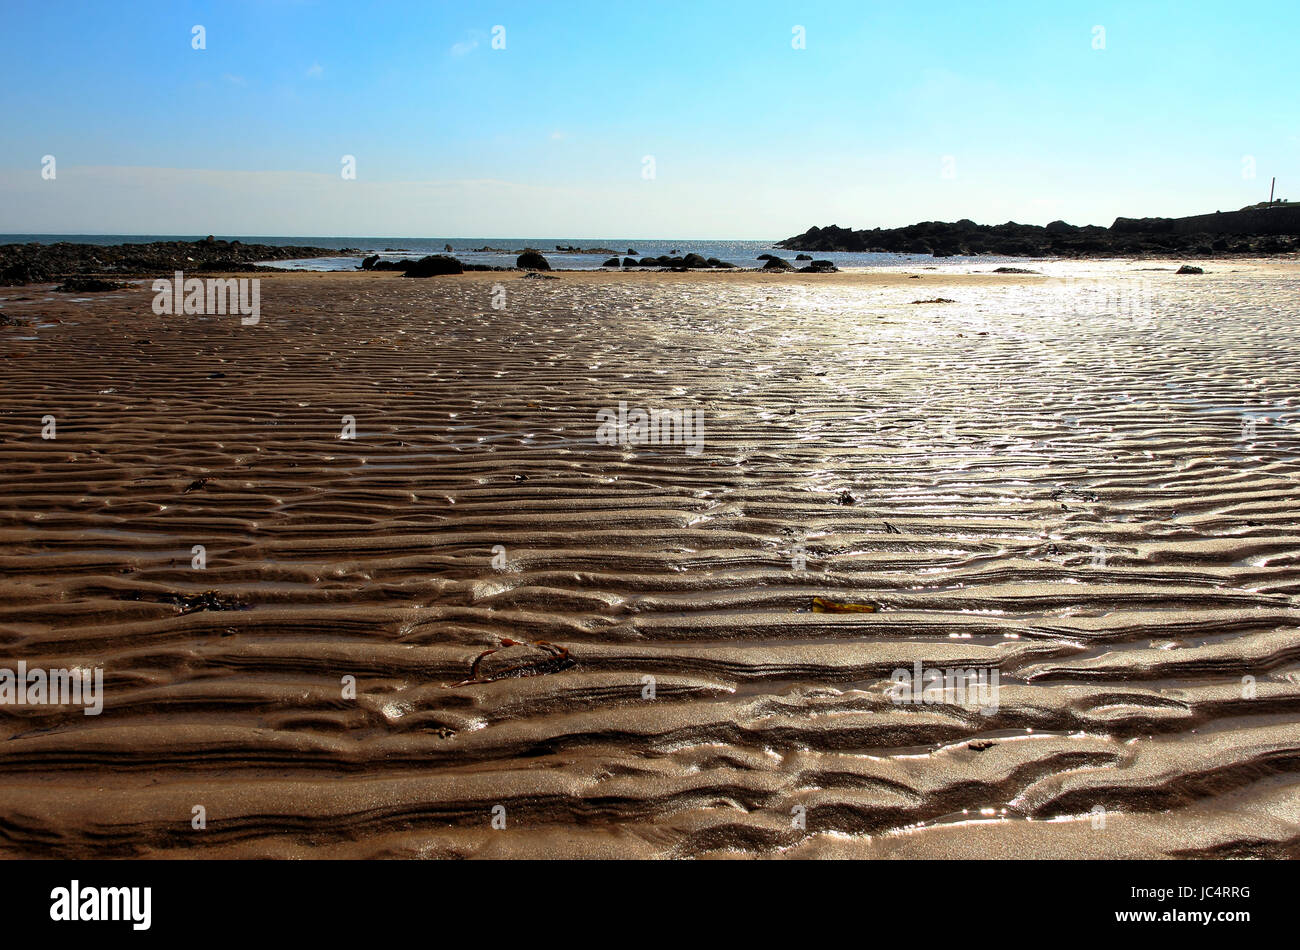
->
[2,261,1299,858]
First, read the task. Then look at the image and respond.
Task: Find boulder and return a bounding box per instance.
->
[798,259,838,273]
[795,253,812,260]
[622,257,638,267]
[1175,264,1204,275]
[360,254,380,270]
[682,253,708,268]
[762,257,795,271]
[517,250,551,270]
[403,254,463,277]
[603,257,621,267]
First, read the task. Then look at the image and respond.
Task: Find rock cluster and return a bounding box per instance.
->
[0,238,347,285]
[626,254,734,269]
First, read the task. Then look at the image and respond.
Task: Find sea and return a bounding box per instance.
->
[0,235,1033,272]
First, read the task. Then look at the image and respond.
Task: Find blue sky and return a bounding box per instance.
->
[1,0,1296,237]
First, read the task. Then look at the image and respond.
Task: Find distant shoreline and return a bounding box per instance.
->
[780,204,1300,258]
[5,212,1299,287]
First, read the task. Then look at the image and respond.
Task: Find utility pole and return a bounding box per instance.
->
[1269,176,1276,205]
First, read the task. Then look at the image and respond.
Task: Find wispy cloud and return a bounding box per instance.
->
[305,62,324,79]
[449,31,483,56]
[221,73,246,86]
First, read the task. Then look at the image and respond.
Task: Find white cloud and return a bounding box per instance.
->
[449,35,479,56]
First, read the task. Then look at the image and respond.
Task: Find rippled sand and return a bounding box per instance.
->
[2,261,1299,858]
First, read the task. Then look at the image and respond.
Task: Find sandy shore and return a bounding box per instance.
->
[2,261,1299,858]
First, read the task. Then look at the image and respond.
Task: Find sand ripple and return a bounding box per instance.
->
[1,265,1298,857]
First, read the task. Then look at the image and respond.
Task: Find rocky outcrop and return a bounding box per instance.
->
[762,257,796,271]
[778,204,1300,258]
[517,250,551,270]
[0,239,346,286]
[402,255,463,277]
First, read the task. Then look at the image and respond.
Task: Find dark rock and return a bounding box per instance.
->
[2,262,48,284]
[603,257,621,267]
[622,257,638,267]
[516,250,551,271]
[795,253,812,260]
[54,277,126,292]
[762,257,795,271]
[757,253,780,261]
[360,254,381,270]
[798,260,838,273]
[402,254,463,277]
[1175,264,1204,275]
[682,253,708,268]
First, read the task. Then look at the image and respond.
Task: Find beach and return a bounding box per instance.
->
[2,261,1299,858]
